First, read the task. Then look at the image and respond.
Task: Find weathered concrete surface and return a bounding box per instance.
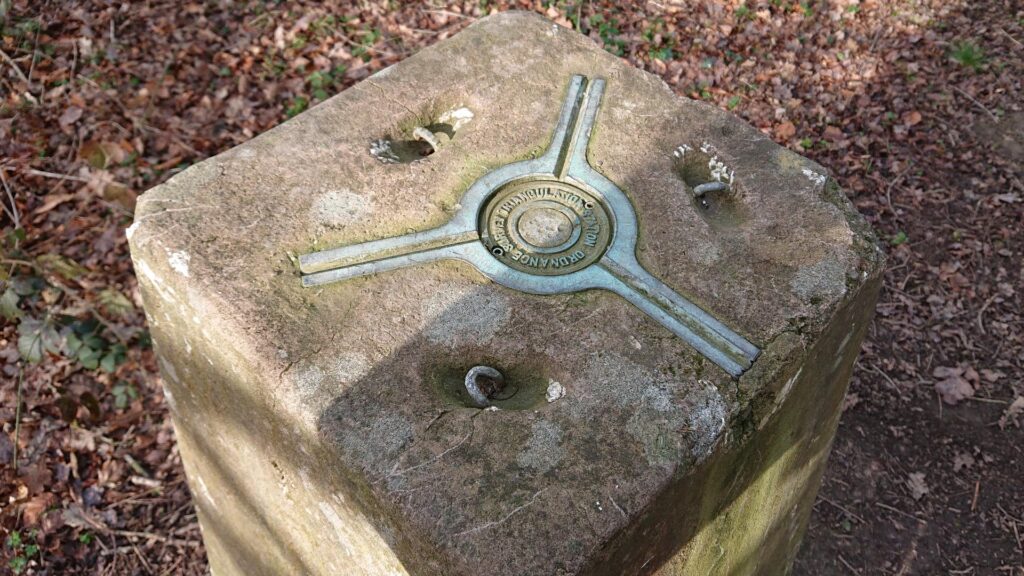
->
[128,11,884,576]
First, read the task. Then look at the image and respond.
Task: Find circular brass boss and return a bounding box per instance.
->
[479,179,612,276]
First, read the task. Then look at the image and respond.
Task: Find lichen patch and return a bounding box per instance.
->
[125,221,140,240]
[517,420,564,473]
[311,188,374,228]
[802,167,828,187]
[685,382,727,462]
[422,286,510,347]
[167,251,190,277]
[438,106,474,131]
[332,352,371,383]
[791,257,848,302]
[545,380,566,403]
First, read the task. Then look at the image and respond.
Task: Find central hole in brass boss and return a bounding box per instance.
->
[479,179,612,276]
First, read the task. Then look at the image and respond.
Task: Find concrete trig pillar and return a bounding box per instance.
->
[129,11,883,576]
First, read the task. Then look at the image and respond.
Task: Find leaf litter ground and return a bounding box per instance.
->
[1,1,1021,574]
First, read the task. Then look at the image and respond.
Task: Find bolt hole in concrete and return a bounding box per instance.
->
[431,362,549,410]
[463,366,508,407]
[369,105,474,164]
[673,144,750,228]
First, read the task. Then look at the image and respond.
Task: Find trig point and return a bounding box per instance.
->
[129,11,883,576]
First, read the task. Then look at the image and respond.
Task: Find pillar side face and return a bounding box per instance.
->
[129,11,884,576]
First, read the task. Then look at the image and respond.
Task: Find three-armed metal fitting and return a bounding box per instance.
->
[299,75,760,377]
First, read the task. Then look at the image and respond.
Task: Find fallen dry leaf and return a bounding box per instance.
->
[776,121,796,140]
[903,110,923,126]
[952,452,975,472]
[20,493,56,526]
[907,472,929,501]
[823,125,843,140]
[33,193,76,215]
[58,106,83,129]
[980,369,1005,382]
[933,365,975,405]
[62,503,110,532]
[998,396,1024,429]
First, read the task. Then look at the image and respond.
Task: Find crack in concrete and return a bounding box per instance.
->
[386,419,475,481]
[453,488,549,538]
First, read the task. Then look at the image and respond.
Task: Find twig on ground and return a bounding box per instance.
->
[837,554,860,574]
[13,367,23,469]
[422,9,475,20]
[867,362,900,390]
[877,501,927,523]
[0,168,19,227]
[820,496,867,524]
[23,168,92,183]
[952,86,998,122]
[26,24,41,92]
[0,47,33,87]
[129,540,154,573]
[976,293,998,335]
[998,28,1023,49]
[108,530,199,548]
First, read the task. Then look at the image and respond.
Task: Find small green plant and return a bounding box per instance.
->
[724,49,744,63]
[307,71,329,101]
[640,24,655,43]
[309,14,348,39]
[890,231,908,245]
[112,382,138,409]
[286,96,308,118]
[565,1,582,30]
[588,14,626,56]
[5,16,41,40]
[5,530,40,574]
[799,137,814,149]
[306,66,347,101]
[949,41,986,71]
[97,288,134,317]
[4,251,134,373]
[63,318,126,371]
[736,4,752,20]
[261,51,286,78]
[727,95,741,110]
[352,28,381,62]
[649,46,674,61]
